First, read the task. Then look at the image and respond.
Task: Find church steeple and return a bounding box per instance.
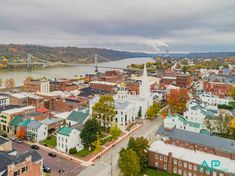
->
[117,82,128,101]
[139,64,150,98]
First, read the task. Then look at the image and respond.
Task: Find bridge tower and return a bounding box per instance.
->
[94,54,99,73]
[27,54,32,71]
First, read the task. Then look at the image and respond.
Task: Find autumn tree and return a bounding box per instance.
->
[110,123,121,140]
[92,95,116,128]
[16,127,26,139]
[167,89,189,114]
[118,148,141,176]
[92,132,102,152]
[128,137,149,170]
[5,78,15,91]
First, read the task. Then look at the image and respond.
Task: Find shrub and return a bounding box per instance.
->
[69,147,77,154]
[218,104,233,110]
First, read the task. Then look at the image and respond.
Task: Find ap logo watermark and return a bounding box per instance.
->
[200,160,228,172]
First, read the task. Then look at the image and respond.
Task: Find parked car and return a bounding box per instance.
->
[43,164,51,173]
[31,145,39,150]
[1,133,8,138]
[15,139,23,144]
[48,152,56,157]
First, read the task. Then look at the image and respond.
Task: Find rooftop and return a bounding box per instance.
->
[27,120,42,129]
[157,125,235,155]
[58,126,72,136]
[150,140,235,173]
[2,106,35,115]
[67,109,89,123]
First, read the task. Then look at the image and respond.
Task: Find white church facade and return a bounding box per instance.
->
[89,64,153,129]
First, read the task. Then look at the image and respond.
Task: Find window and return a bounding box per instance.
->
[22,167,27,173]
[155,162,158,167]
[200,167,204,173]
[178,169,182,175]
[213,171,217,176]
[188,164,192,169]
[164,164,167,170]
[160,155,163,161]
[174,159,177,165]
[178,161,182,166]
[164,156,167,162]
[206,169,210,175]
[193,174,197,176]
[13,170,20,176]
[155,154,158,159]
[183,171,187,176]
[193,165,197,171]
[173,167,177,174]
[184,162,187,168]
[219,173,224,176]
[188,172,192,176]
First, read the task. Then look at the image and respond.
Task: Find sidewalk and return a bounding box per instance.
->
[24,122,143,167]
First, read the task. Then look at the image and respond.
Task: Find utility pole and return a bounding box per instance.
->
[110,154,113,176]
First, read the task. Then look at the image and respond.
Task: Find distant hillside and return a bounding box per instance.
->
[0,44,154,63]
[161,52,235,59]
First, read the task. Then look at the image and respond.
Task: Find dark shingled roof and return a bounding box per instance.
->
[0,150,42,173]
[157,125,235,154]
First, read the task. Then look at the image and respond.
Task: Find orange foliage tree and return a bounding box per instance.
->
[16,127,26,139]
[167,89,190,114]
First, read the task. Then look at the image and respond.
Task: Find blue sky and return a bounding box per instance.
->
[0,0,235,53]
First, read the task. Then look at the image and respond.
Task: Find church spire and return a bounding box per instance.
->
[139,63,150,98]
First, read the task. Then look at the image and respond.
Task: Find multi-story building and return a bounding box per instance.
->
[89,81,117,93]
[57,124,83,153]
[49,78,79,92]
[0,106,35,133]
[26,120,48,142]
[203,75,234,97]
[0,150,43,176]
[24,77,50,93]
[0,96,9,107]
[98,70,124,83]
[148,126,235,176]
[176,74,192,89]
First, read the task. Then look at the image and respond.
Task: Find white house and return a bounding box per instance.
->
[89,64,153,129]
[56,124,83,153]
[0,96,9,107]
[199,93,233,110]
[164,100,219,134]
[26,120,48,142]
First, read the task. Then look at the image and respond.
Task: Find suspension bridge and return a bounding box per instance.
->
[8,54,138,72]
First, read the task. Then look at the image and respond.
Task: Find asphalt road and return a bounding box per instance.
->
[12,141,84,176]
[79,117,163,176]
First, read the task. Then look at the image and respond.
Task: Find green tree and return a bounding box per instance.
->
[128,137,149,170]
[92,132,102,152]
[80,118,101,146]
[118,148,141,176]
[92,95,116,128]
[69,147,77,154]
[146,102,161,119]
[110,123,121,140]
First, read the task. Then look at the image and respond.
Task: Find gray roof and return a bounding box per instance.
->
[204,74,234,84]
[0,150,42,173]
[115,101,131,110]
[157,125,235,154]
[0,136,10,145]
[27,120,42,129]
[71,123,84,132]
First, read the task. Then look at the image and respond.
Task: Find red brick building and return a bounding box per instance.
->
[0,150,43,176]
[148,126,235,176]
[203,75,233,97]
[176,74,192,89]
[89,81,117,93]
[49,78,79,92]
[98,70,124,83]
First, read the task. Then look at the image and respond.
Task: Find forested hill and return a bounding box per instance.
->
[0,44,154,63]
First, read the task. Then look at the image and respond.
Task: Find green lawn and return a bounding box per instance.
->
[75,146,95,157]
[42,136,57,148]
[142,168,179,176]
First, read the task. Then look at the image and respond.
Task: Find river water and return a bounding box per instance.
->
[0,57,154,87]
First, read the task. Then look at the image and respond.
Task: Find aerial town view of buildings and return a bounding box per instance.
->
[0,0,235,176]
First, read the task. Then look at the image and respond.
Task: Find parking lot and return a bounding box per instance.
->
[12,141,84,176]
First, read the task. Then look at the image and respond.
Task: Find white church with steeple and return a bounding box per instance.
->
[89,64,153,129]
